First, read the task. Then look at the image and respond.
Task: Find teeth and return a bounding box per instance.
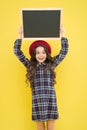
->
[39,58,43,60]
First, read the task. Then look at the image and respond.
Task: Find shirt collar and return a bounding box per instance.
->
[37,62,46,67]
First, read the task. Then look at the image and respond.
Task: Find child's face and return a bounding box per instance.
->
[35,46,47,63]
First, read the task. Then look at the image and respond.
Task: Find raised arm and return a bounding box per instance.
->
[14,27,30,67]
[53,26,69,67]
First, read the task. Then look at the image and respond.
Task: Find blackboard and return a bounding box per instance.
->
[21,8,61,39]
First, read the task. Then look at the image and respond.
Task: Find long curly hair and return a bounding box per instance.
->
[26,45,56,90]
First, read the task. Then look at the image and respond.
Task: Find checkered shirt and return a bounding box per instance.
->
[14,37,68,121]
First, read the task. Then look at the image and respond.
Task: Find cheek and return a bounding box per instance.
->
[44,55,47,59]
[35,54,40,60]
[45,53,47,57]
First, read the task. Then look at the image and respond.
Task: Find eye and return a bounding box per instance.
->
[36,51,40,54]
[42,51,46,54]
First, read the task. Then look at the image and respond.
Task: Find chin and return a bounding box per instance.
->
[39,61,44,63]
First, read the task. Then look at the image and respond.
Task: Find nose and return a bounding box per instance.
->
[39,53,43,57]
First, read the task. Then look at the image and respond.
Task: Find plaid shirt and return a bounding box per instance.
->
[14,37,68,121]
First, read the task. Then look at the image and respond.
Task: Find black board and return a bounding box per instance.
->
[21,8,61,39]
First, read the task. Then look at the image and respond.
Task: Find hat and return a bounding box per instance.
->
[29,40,51,56]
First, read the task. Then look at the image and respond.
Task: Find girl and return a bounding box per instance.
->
[14,26,68,130]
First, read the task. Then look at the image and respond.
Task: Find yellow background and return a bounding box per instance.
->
[0,0,87,130]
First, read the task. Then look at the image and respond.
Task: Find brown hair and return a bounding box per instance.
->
[26,45,56,90]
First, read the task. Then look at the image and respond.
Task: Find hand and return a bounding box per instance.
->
[18,26,23,39]
[60,25,65,37]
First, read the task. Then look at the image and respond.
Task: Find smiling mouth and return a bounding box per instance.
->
[38,58,44,60]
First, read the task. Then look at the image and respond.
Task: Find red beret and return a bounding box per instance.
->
[29,40,51,56]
